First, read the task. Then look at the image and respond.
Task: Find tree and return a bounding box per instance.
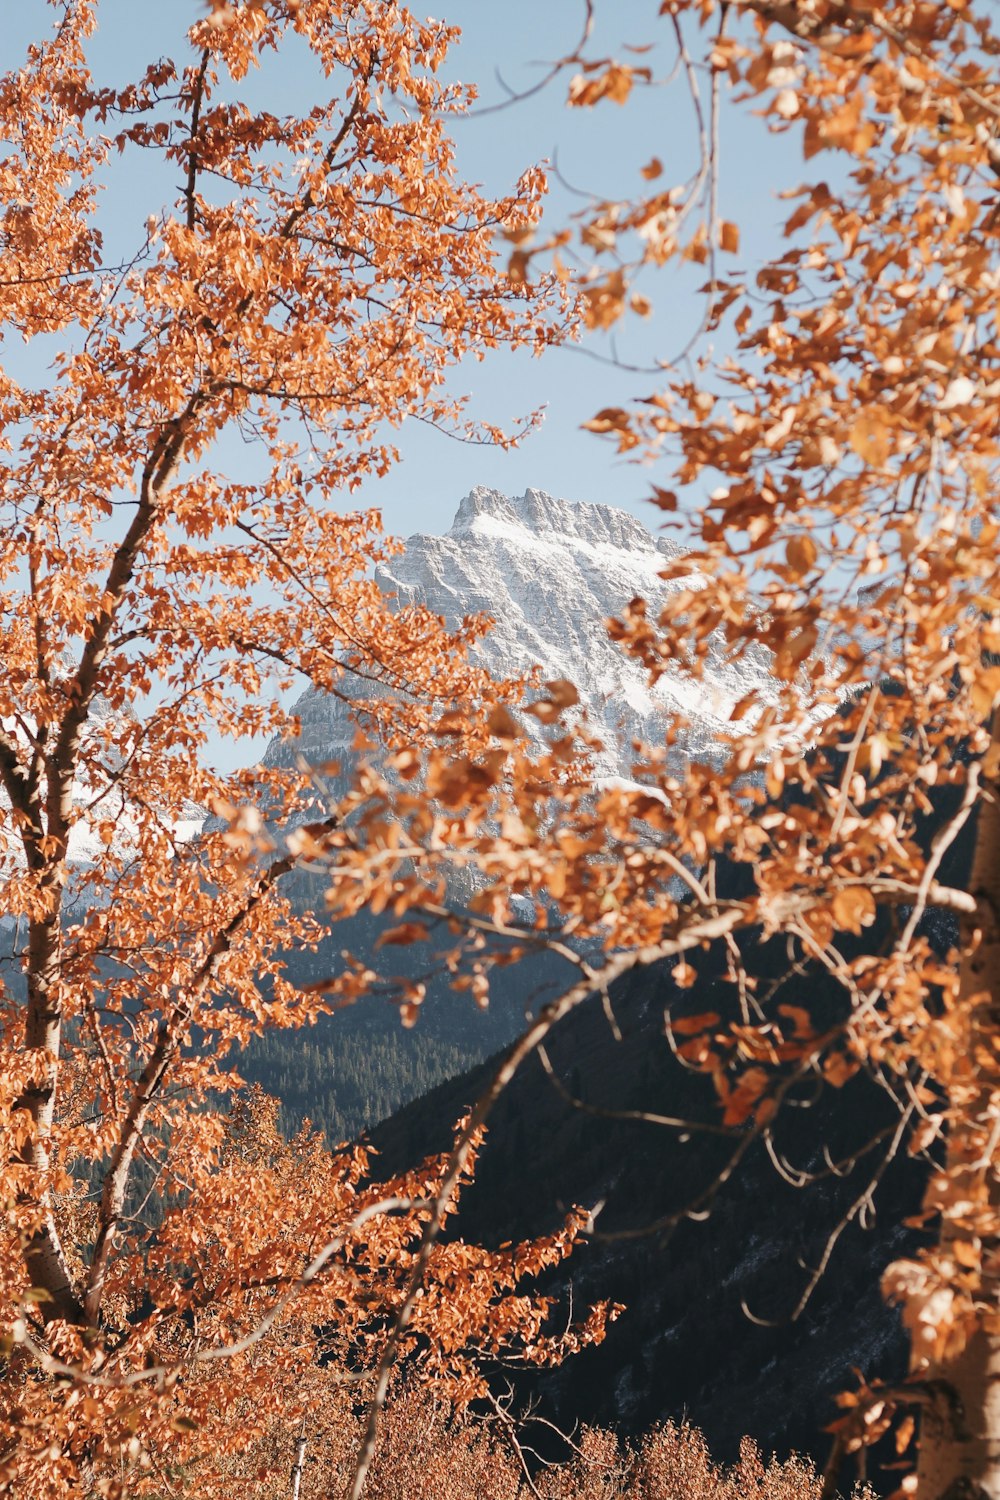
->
[0,2,609,1493]
[7,2,999,1495]
[301,4,1000,1496]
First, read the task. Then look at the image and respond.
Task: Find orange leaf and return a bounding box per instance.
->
[823,1050,859,1088]
[581,407,631,435]
[894,1415,915,1455]
[831,886,877,935]
[849,412,890,469]
[778,1004,813,1037]
[729,692,757,722]
[670,1010,719,1033]
[376,922,430,948]
[487,705,521,740]
[719,220,740,253]
[785,533,817,578]
[542,678,580,710]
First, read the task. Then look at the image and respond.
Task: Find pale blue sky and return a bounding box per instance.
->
[9,1,804,542]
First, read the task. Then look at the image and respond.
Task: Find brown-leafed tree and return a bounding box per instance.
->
[0,2,610,1494]
[6,3,1000,1498]
[304,5,1000,1497]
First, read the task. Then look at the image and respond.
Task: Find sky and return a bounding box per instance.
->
[367,3,802,539]
[9,0,806,543]
[7,1,809,769]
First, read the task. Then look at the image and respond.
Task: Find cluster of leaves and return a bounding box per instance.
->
[1,1089,614,1497]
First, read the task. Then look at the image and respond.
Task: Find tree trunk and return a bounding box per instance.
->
[291,1434,307,1500]
[917,1332,1000,1500]
[916,708,1000,1499]
[17,898,85,1326]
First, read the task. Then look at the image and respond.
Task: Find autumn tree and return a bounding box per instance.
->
[7,1,1000,1496]
[297,4,1000,1497]
[0,0,611,1493]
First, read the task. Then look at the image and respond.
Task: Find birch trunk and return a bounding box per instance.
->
[18,893,84,1326]
[917,709,1000,1499]
[291,1434,307,1500]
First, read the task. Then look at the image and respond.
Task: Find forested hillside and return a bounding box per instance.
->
[237,883,579,1139]
[357,783,974,1478]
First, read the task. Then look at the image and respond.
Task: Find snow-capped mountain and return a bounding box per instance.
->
[12,487,772,879]
[264,485,776,781]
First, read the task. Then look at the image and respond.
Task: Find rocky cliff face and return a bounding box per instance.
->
[264,486,776,780]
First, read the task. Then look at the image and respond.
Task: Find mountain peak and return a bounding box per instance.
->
[449,485,672,555]
[264,486,783,781]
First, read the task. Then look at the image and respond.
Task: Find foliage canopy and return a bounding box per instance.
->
[3,2,1000,1498]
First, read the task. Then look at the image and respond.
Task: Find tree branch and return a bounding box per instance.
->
[83,821,335,1326]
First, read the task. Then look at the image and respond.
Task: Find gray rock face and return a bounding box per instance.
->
[265,486,775,779]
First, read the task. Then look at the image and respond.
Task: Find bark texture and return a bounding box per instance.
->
[918,710,1000,1499]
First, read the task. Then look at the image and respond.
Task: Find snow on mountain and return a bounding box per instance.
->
[264,486,777,781]
[0,690,203,884]
[3,485,777,887]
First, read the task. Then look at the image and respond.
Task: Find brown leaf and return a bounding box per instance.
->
[832,886,877,935]
[894,1414,915,1455]
[581,407,631,434]
[823,1050,860,1088]
[487,705,521,740]
[568,63,644,108]
[719,220,740,254]
[541,678,580,709]
[785,533,817,578]
[670,1010,719,1033]
[849,412,891,469]
[778,1004,813,1037]
[376,922,431,948]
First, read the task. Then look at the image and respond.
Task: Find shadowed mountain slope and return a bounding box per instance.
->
[360,787,974,1481]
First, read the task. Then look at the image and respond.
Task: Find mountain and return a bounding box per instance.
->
[364,786,975,1482]
[249,487,778,1140]
[248,487,898,1166]
[367,954,921,1475]
[263,485,777,782]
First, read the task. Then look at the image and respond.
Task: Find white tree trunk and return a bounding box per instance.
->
[916,709,1000,1498]
[917,1332,1000,1499]
[291,1434,307,1500]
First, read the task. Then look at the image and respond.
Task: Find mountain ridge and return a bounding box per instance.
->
[263,485,776,782]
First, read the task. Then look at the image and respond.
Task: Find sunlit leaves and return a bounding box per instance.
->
[5,0,1000,1490]
[784,534,817,578]
[0,3,585,1491]
[308,3,1000,1482]
[719,220,739,254]
[567,62,651,108]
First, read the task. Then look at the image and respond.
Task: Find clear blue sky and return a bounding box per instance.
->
[11,1,804,543]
